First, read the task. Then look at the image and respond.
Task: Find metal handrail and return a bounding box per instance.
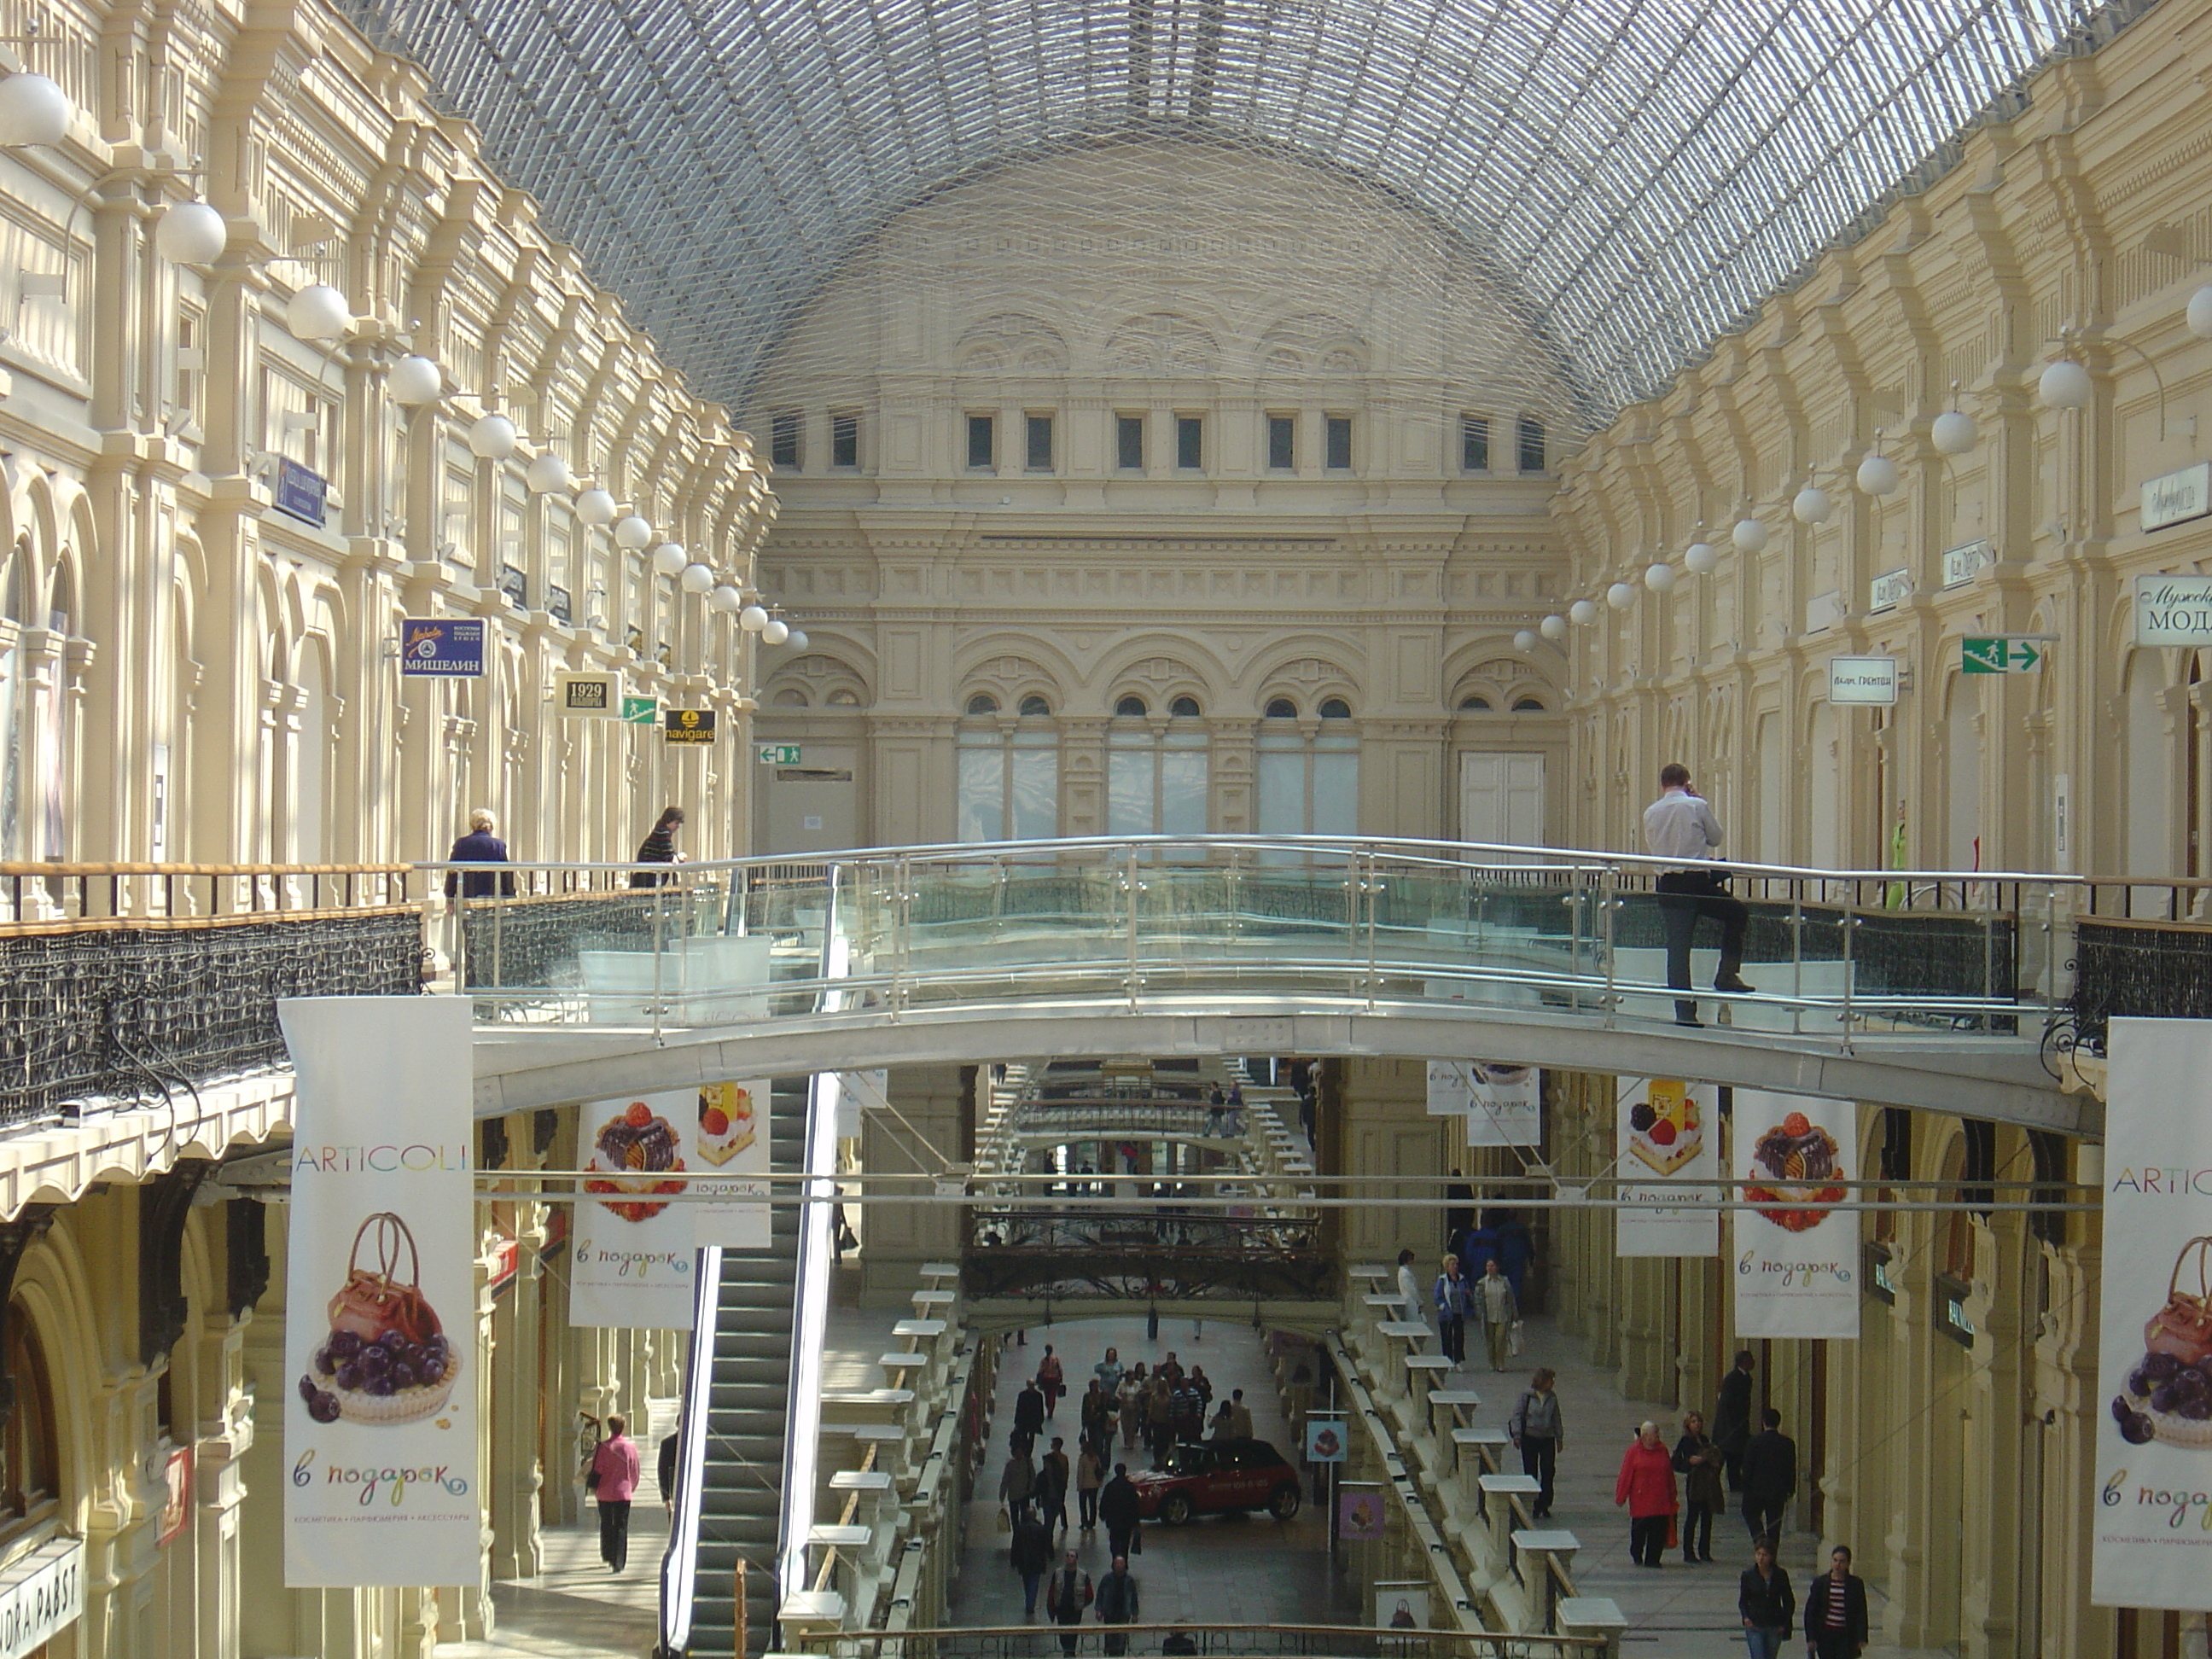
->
[788,1624,1608,1654]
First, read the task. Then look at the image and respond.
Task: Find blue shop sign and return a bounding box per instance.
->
[273,457,327,527]
[399,618,486,677]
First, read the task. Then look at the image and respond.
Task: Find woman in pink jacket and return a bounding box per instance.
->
[1614,1420,1678,1570]
[591,1414,644,1571]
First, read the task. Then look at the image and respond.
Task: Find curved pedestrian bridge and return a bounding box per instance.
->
[440,835,2098,1132]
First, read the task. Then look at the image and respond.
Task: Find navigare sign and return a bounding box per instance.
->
[664,707,717,744]
[1961,637,2046,674]
[1828,656,1898,705]
[757,743,801,765]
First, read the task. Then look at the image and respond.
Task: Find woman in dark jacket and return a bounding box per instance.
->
[630,806,684,887]
[1738,1535,1794,1659]
[444,809,515,898]
[1674,1409,1726,1563]
[1803,1545,1870,1659]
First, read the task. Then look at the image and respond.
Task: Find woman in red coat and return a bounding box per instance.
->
[1614,1420,1678,1569]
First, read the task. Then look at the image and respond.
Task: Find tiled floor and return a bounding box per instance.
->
[948,1313,1346,1631]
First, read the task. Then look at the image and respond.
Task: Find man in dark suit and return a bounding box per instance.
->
[1803,1545,1870,1659]
[1740,1407,1797,1540]
[1714,1349,1755,1490]
[1095,1555,1140,1658]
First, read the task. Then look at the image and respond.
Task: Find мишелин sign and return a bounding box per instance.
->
[2135,573,2212,647]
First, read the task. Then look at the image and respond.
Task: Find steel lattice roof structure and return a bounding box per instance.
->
[342,0,2149,417]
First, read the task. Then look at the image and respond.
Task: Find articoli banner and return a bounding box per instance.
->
[572,1089,699,1328]
[1615,1077,1719,1257]
[2095,1019,2212,1609]
[278,997,478,1587]
[1731,1090,1858,1339]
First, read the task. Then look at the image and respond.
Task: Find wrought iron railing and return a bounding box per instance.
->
[789,1624,1604,1659]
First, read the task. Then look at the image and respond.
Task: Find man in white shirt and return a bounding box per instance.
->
[1641,763,1755,1027]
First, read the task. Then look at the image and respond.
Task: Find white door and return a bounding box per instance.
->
[1459,752,1546,850]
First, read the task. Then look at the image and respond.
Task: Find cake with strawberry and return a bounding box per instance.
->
[585,1099,687,1222]
[1743,1108,1846,1231]
[1627,1080,1702,1176]
[696,1083,758,1167]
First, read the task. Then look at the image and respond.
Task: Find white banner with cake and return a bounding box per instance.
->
[572,1089,699,1328]
[693,1080,774,1249]
[1425,1061,1472,1117]
[1731,1090,1859,1339]
[2094,1019,2212,1609]
[1466,1063,1541,1147]
[1615,1077,1719,1257]
[277,997,479,1587]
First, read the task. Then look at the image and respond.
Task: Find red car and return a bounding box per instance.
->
[1130,1438,1303,1523]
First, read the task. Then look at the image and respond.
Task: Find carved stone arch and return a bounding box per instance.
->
[7,1210,90,1508]
[958,652,1062,715]
[1092,637,1228,711]
[1254,312,1371,376]
[1238,636,1365,697]
[956,312,1070,375]
[955,636,1080,706]
[1254,655,1359,717]
[764,652,870,709]
[1102,311,1221,377]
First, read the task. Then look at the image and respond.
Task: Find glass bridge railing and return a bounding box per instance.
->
[420,835,2087,1044]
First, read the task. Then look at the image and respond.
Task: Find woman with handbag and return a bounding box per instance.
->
[1674,1409,1726,1563]
[589,1414,643,1572]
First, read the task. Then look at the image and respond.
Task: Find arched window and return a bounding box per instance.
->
[826,688,861,707]
[773,688,809,707]
[1512,696,1546,713]
[1169,696,1201,719]
[1318,697,1352,719]
[1019,694,1051,717]
[1114,695,1148,718]
[958,694,1057,844]
[1258,698,1357,840]
[1,1306,57,1523]
[965,692,998,715]
[1109,695,1207,836]
[1264,697,1297,719]
[1458,696,1493,711]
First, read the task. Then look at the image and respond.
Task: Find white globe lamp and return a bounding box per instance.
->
[1732,518,1768,554]
[468,414,517,460]
[2190,286,2212,341]
[739,604,769,633]
[761,618,789,644]
[154,201,227,265]
[709,585,742,614]
[0,73,70,147]
[1931,410,1978,455]
[1855,454,1901,496]
[1513,629,1538,652]
[1605,581,1636,610]
[1540,614,1568,640]
[1644,562,1676,593]
[2040,360,2093,410]
[285,284,351,342]
[614,515,653,550]
[387,355,442,406]
[651,543,688,576]
[574,487,617,526]
[680,562,715,595]
[785,629,808,651]
[1684,541,1718,573]
[1792,485,1832,525]
[1569,599,1598,626]
[525,451,572,493]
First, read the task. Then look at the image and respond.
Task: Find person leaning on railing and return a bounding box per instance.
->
[630,806,686,888]
[444,809,515,899]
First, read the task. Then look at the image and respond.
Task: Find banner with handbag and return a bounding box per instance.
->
[280,997,479,1587]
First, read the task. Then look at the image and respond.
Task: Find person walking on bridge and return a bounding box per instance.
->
[1097,1462,1141,1562]
[1010,1510,1053,1618]
[1095,1556,1141,1658]
[1643,763,1756,1026]
[1474,1256,1519,1372]
[1434,1253,1471,1366]
[1047,1548,1092,1656]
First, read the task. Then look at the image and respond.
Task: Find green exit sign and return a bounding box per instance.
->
[757,743,801,765]
[1961,637,2048,674]
[620,696,658,725]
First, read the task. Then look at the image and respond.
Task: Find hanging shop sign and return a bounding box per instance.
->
[621,696,659,725]
[1424,1061,1470,1117]
[665,707,718,745]
[1615,1077,1719,1257]
[1827,656,1899,706]
[2135,574,2212,648]
[1941,540,1990,588]
[693,1080,773,1250]
[554,671,620,716]
[1304,1416,1348,1464]
[2093,1018,2212,1610]
[0,1537,84,1659]
[1730,1090,1859,1339]
[399,618,485,678]
[1468,1063,1540,1147]
[2143,461,2212,533]
[277,997,477,1587]
[273,457,328,527]
[1867,568,1911,613]
[1336,1483,1388,1541]
[156,1446,195,1547]
[571,1089,698,1329]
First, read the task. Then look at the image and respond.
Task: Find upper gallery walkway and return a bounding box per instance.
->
[427,835,2123,1133]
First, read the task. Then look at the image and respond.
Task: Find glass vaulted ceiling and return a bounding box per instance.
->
[343,0,2142,417]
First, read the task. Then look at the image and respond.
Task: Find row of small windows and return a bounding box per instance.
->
[767,410,1545,474]
[963,694,1353,719]
[1459,695,1549,712]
